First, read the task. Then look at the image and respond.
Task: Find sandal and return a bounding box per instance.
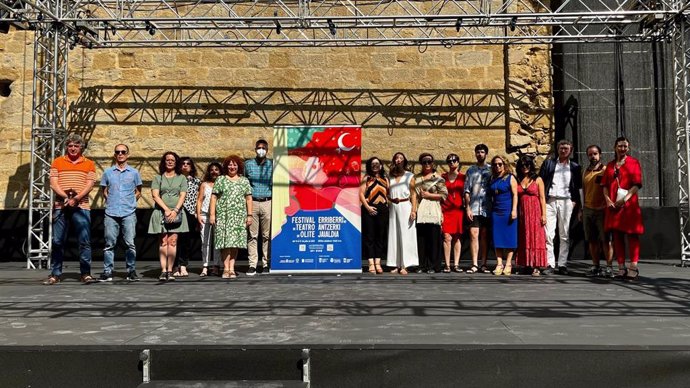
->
[375,264,383,274]
[453,266,463,273]
[222,270,232,279]
[229,271,237,279]
[200,267,208,277]
[172,271,182,277]
[443,266,451,273]
[466,265,479,274]
[493,265,504,276]
[615,268,627,279]
[480,265,491,274]
[503,265,512,276]
[390,268,399,274]
[368,264,376,274]
[626,267,640,281]
[532,268,541,277]
[179,267,189,277]
[399,268,408,275]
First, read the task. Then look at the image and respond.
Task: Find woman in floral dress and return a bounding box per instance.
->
[210,155,253,279]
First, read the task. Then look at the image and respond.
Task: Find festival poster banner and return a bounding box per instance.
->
[270,126,362,273]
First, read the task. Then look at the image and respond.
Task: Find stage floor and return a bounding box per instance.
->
[1,260,690,348]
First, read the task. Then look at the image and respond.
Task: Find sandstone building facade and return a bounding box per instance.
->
[0,29,552,210]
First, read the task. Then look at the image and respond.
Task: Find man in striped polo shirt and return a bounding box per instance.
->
[44,134,97,285]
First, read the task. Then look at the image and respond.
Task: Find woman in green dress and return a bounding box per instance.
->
[210,155,253,279]
[149,151,188,281]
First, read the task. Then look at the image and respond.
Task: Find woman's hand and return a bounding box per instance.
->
[366,205,377,216]
[209,215,216,226]
[605,196,616,209]
[166,209,178,223]
[541,214,547,226]
[409,210,416,223]
[466,207,474,221]
[510,209,517,220]
[614,198,626,208]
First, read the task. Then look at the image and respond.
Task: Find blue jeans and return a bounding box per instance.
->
[51,208,92,277]
[103,213,137,274]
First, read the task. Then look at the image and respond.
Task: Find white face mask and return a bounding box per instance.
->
[256,149,267,158]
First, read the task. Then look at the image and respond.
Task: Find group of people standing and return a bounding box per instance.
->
[361,137,644,280]
[43,133,643,284]
[43,135,273,284]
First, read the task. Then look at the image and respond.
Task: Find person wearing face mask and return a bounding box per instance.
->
[244,139,274,276]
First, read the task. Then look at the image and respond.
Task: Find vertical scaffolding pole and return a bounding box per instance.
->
[27,0,69,269]
[672,7,690,266]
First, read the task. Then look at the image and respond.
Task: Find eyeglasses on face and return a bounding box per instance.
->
[421,160,433,165]
[447,158,459,163]
[114,150,127,155]
[492,162,504,167]
[182,161,192,165]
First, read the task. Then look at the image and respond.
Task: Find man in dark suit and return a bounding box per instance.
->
[539,139,582,275]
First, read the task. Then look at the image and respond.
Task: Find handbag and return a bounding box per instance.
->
[616,187,628,202]
[162,210,183,225]
[615,173,628,202]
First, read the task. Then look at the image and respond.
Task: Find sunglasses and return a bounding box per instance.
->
[421,160,434,165]
[447,158,459,163]
[182,161,192,165]
[492,163,504,167]
[114,150,127,155]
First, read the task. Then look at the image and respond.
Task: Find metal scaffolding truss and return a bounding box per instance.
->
[0,0,688,267]
[0,0,686,47]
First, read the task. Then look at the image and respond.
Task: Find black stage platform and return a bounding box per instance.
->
[2,260,690,387]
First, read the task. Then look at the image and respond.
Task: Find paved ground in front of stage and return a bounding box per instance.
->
[1,260,689,348]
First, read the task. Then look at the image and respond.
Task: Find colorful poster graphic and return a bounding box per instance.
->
[270,126,362,273]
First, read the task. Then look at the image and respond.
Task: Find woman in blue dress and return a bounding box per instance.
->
[489,155,518,276]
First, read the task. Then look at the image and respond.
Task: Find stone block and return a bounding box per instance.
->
[455,51,492,68]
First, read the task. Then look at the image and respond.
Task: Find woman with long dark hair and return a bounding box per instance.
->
[386,152,419,274]
[441,153,465,273]
[489,155,518,276]
[175,156,200,277]
[196,162,222,277]
[359,157,389,274]
[516,155,547,276]
[149,151,188,281]
[602,136,644,280]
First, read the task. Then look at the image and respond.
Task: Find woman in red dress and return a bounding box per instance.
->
[441,153,466,273]
[602,136,644,280]
[516,155,547,276]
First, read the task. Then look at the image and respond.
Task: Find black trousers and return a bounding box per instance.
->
[361,204,389,259]
[175,210,198,268]
[417,223,442,271]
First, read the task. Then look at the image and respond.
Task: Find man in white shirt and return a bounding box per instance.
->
[538,139,582,275]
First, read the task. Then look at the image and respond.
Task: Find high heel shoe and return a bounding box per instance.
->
[503,265,512,276]
[626,267,639,281]
[368,264,376,273]
[493,265,504,276]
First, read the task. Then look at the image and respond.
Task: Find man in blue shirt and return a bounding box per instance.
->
[463,144,492,274]
[99,144,143,281]
[245,139,273,276]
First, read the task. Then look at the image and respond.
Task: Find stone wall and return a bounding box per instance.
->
[0,27,552,209]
